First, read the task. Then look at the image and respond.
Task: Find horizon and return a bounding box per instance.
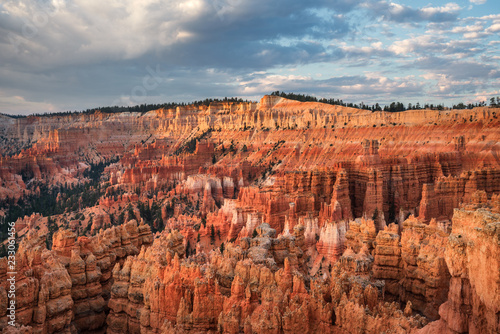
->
[2,92,497,118]
[1,0,499,115]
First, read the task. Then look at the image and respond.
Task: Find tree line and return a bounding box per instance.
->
[3,94,499,119]
[270,91,495,112]
[4,98,253,118]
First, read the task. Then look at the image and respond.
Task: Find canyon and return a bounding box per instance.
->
[0,96,499,333]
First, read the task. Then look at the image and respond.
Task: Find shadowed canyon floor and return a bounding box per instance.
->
[0,96,499,333]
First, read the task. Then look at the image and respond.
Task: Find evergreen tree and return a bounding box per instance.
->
[127,205,135,221]
[210,225,215,245]
[186,240,191,257]
[117,211,125,225]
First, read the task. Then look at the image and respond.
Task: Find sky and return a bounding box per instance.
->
[0,0,499,115]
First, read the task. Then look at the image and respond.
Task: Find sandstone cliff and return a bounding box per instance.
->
[418,197,500,334]
[1,96,500,333]
[0,221,153,333]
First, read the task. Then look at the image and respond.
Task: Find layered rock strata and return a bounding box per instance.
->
[1,97,500,333]
[0,220,153,333]
[420,203,500,333]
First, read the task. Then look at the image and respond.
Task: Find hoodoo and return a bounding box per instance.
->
[1,97,499,333]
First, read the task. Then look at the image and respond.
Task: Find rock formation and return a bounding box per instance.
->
[0,97,499,333]
[0,221,153,333]
[106,223,429,334]
[419,198,500,333]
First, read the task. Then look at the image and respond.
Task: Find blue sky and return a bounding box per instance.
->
[0,0,499,114]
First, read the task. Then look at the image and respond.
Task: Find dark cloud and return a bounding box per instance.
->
[157,39,344,69]
[0,0,354,71]
[0,0,497,114]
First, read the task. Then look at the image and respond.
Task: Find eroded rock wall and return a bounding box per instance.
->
[0,221,153,333]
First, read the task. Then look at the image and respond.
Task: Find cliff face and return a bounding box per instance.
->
[0,221,153,333]
[1,97,499,202]
[1,96,500,333]
[418,198,500,334]
[0,231,73,333]
[399,218,450,320]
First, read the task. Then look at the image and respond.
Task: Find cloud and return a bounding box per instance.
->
[340,41,393,58]
[237,72,427,104]
[388,35,485,60]
[415,56,498,80]
[0,0,497,114]
[469,0,487,5]
[451,24,484,33]
[487,22,500,32]
[0,0,353,72]
[472,87,500,104]
[364,1,461,23]
[0,91,56,115]
[0,0,362,113]
[389,35,441,55]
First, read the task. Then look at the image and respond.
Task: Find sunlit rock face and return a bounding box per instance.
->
[418,197,500,334]
[1,96,499,333]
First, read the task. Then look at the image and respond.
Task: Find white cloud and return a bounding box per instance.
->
[463,31,487,39]
[0,93,56,115]
[420,3,461,18]
[451,24,484,33]
[2,0,195,67]
[469,0,487,5]
[389,35,439,55]
[472,87,500,104]
[236,71,426,103]
[1,0,352,72]
[487,22,500,32]
[364,1,462,23]
[340,41,387,55]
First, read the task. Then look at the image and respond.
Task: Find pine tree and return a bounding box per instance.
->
[210,225,215,245]
[186,240,191,257]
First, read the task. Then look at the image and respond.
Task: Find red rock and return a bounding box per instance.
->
[0,220,153,333]
[372,223,402,297]
[399,216,450,320]
[429,205,500,333]
[344,217,377,253]
[2,98,500,333]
